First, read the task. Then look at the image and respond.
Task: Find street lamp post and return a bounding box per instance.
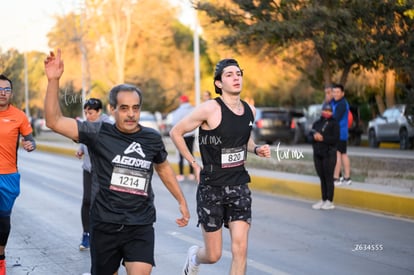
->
[24,52,30,118]
[193,5,200,107]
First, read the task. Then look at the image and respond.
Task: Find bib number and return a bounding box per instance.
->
[110,167,149,196]
[221,146,246,168]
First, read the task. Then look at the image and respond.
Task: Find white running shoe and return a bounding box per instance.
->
[182,245,199,275]
[343,178,352,185]
[312,200,325,210]
[321,200,335,210]
[334,178,342,186]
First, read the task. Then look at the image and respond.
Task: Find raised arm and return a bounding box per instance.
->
[44,49,79,141]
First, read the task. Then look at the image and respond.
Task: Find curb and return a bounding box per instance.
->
[36,144,414,220]
[248,175,414,219]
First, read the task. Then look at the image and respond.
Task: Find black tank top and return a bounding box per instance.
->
[198,97,254,186]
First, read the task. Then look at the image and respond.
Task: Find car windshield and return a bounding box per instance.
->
[262,111,288,119]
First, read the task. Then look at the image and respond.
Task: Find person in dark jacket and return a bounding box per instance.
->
[310,103,340,210]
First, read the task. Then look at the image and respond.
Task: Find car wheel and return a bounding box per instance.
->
[399,129,409,150]
[368,129,379,148]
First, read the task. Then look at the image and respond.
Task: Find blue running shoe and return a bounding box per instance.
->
[79,232,90,251]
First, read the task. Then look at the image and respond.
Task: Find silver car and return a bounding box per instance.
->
[139,111,160,132]
[368,104,414,149]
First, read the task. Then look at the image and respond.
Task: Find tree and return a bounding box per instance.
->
[194,0,414,92]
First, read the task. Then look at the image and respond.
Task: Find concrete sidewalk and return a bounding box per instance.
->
[34,138,414,220]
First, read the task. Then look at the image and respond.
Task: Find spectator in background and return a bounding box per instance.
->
[202,91,212,102]
[324,84,334,104]
[332,84,352,185]
[170,95,196,181]
[76,98,113,251]
[310,103,339,210]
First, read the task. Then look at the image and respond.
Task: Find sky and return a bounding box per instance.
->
[1,0,78,52]
[1,0,193,53]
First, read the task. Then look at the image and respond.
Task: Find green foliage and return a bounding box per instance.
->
[0,49,25,107]
[59,81,83,118]
[196,0,414,88]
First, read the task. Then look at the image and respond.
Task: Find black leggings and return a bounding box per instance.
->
[313,152,337,202]
[81,169,92,233]
[0,216,11,246]
[178,136,195,175]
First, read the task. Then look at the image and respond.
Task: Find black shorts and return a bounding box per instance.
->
[90,222,155,275]
[337,140,347,154]
[196,184,252,232]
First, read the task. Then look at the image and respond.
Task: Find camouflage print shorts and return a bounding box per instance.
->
[196,184,252,232]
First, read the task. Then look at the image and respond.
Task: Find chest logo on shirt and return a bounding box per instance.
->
[124,142,145,158]
[249,121,253,126]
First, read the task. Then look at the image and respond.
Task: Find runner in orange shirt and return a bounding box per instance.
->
[0,74,36,274]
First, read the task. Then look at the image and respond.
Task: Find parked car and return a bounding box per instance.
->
[367,104,414,150]
[252,107,304,145]
[159,112,173,136]
[139,111,160,132]
[299,104,322,143]
[34,118,51,134]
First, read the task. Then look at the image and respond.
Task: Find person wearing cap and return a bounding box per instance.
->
[170,95,196,181]
[202,90,212,102]
[170,58,271,275]
[75,98,113,251]
[310,102,339,210]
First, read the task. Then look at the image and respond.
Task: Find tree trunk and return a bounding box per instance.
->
[339,63,352,86]
[375,94,386,115]
[385,70,396,108]
[323,65,331,86]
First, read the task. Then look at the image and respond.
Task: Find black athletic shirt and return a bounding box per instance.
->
[198,97,254,186]
[77,120,167,225]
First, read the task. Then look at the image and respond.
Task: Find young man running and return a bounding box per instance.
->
[170,59,271,275]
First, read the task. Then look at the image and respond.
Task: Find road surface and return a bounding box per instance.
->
[5,149,414,275]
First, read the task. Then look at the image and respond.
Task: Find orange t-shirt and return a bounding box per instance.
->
[0,105,33,174]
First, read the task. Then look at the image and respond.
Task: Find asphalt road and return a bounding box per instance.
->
[5,149,414,275]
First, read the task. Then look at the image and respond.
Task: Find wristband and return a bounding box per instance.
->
[254,146,260,155]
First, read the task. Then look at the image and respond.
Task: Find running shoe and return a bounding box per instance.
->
[79,232,90,251]
[0,259,5,275]
[312,200,325,210]
[343,177,352,185]
[182,245,199,275]
[334,178,342,186]
[176,175,185,182]
[321,200,335,210]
